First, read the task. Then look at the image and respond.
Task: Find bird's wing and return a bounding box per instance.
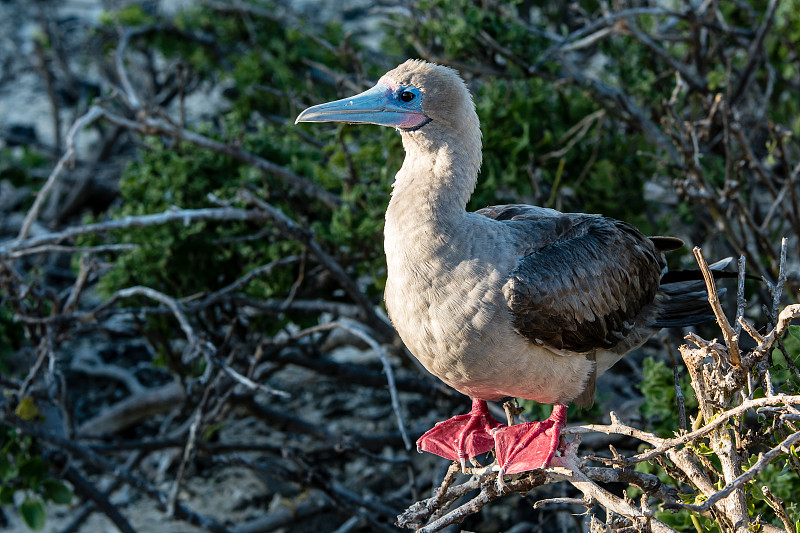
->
[477,205,664,354]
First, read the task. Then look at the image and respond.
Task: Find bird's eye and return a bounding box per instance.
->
[399,90,416,102]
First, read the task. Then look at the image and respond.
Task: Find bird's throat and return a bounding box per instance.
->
[388,132,481,224]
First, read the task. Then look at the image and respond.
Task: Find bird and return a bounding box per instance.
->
[296,59,718,477]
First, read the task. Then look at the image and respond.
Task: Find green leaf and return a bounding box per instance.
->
[19,456,46,483]
[42,480,72,504]
[20,499,46,531]
[0,484,15,504]
[0,454,17,481]
[695,442,716,456]
[14,397,39,421]
[707,68,728,90]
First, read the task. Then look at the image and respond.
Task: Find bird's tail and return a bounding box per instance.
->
[651,258,735,328]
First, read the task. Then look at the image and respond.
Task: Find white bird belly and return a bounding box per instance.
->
[384,221,594,405]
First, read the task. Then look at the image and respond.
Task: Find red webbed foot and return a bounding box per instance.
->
[492,404,567,475]
[417,398,505,469]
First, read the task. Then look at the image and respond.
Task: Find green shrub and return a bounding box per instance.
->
[0,427,73,531]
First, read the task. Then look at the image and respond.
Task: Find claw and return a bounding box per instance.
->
[416,399,504,465]
[495,468,507,492]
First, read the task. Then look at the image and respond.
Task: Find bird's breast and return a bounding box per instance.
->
[383,215,504,352]
[384,225,506,362]
[383,212,595,403]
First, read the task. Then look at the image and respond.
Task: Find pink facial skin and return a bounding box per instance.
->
[396,113,429,129]
[377,75,400,91]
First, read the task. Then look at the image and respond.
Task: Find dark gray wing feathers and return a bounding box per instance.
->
[478,206,664,354]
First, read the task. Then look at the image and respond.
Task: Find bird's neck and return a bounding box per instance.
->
[386,129,482,229]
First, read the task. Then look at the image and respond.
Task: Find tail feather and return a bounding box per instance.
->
[651,280,726,328]
[652,257,742,328]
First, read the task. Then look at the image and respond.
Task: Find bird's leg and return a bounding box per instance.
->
[502,399,524,425]
[491,403,567,476]
[416,398,505,470]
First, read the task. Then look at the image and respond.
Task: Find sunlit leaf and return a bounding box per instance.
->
[14,397,39,421]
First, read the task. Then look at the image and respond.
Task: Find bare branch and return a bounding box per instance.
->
[693,246,741,365]
[77,381,186,436]
[17,106,104,240]
[115,28,141,111]
[761,485,794,533]
[238,189,394,339]
[565,396,800,465]
[2,206,276,258]
[61,466,137,533]
[662,430,800,513]
[730,0,779,104]
[292,321,412,451]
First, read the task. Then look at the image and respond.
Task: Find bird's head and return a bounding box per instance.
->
[295,59,476,135]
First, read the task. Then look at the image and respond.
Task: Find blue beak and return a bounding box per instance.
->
[296,83,428,129]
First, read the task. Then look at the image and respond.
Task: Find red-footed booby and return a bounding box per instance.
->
[296,59,714,476]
